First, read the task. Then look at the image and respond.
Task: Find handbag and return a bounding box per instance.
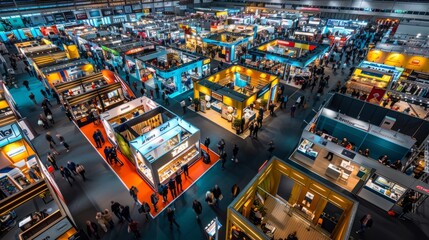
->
[37,120,44,126]
[47,114,53,120]
[219,194,223,201]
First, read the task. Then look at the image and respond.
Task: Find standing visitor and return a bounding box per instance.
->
[356,214,373,234]
[192,199,203,220]
[60,166,75,186]
[248,122,254,138]
[104,146,111,164]
[45,132,56,146]
[140,201,151,220]
[76,164,86,181]
[67,161,78,175]
[268,141,275,157]
[168,178,177,198]
[151,192,159,212]
[205,190,215,206]
[47,152,58,170]
[129,186,139,203]
[290,104,296,118]
[96,129,105,145]
[86,220,100,239]
[128,220,141,239]
[181,163,189,178]
[110,201,124,222]
[56,134,70,152]
[180,100,186,114]
[253,122,259,139]
[220,151,227,169]
[120,205,132,222]
[95,212,109,233]
[29,92,38,105]
[23,80,30,90]
[93,131,102,148]
[102,209,114,229]
[175,172,183,191]
[166,208,180,229]
[212,185,222,207]
[232,144,239,163]
[217,139,225,153]
[204,137,211,152]
[231,184,240,198]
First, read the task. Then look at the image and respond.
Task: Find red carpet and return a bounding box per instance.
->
[79,123,219,217]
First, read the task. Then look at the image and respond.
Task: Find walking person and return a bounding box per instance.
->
[166,207,180,229]
[158,183,168,203]
[180,100,186,114]
[49,142,60,155]
[76,164,86,181]
[204,137,211,153]
[205,190,215,206]
[168,178,177,198]
[253,122,259,139]
[192,199,203,220]
[290,104,296,118]
[128,220,141,239]
[47,152,59,170]
[96,129,105,145]
[232,183,240,198]
[175,171,183,191]
[95,212,109,233]
[151,192,159,212]
[23,80,30,90]
[110,147,124,166]
[181,163,189,178]
[268,141,275,157]
[40,89,48,99]
[248,122,254,138]
[140,201,151,220]
[212,185,222,207]
[86,220,100,239]
[110,201,124,222]
[217,138,225,153]
[220,150,227,169]
[60,166,75,186]
[56,134,70,152]
[104,146,112,164]
[67,161,78,175]
[102,209,114,229]
[93,131,102,148]
[29,92,37,105]
[45,132,56,146]
[120,205,132,222]
[129,186,139,203]
[232,144,239,163]
[356,214,373,234]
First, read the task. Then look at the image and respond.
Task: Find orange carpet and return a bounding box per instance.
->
[79,123,219,217]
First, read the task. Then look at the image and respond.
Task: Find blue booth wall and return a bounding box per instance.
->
[316,115,408,162]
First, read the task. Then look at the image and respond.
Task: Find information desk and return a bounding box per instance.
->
[130,117,201,189]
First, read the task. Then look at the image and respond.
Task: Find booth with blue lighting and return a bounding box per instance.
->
[203,31,252,63]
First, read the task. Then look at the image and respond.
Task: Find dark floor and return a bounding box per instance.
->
[2,49,429,240]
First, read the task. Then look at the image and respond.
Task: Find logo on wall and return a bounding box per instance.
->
[102,9,113,16]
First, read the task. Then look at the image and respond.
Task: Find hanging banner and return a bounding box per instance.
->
[366,87,386,104]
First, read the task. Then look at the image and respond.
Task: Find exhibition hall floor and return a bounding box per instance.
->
[79,124,220,217]
[4,48,429,240]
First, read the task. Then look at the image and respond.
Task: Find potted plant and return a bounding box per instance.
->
[193,98,200,112]
[233,119,242,134]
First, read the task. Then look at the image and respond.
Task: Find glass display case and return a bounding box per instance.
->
[158,144,199,183]
[363,174,406,202]
[297,139,318,160]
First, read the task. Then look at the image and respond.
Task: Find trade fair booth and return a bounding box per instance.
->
[248,38,329,87]
[102,105,201,189]
[344,67,393,104]
[193,65,278,134]
[226,157,358,240]
[296,93,429,211]
[138,48,209,98]
[100,96,157,146]
[37,59,94,88]
[203,31,252,63]
[358,61,404,82]
[60,70,134,126]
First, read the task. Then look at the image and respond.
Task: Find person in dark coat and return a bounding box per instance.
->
[120,205,132,222]
[168,178,177,198]
[175,172,183,191]
[231,184,240,198]
[110,201,124,222]
[60,166,75,186]
[356,214,373,234]
[192,199,203,220]
[93,131,102,148]
[150,192,159,212]
[212,185,222,207]
[86,220,100,239]
[166,208,180,228]
[104,146,111,164]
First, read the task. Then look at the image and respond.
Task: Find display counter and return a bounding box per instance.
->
[296,139,318,161]
[129,112,201,189]
[359,173,406,207]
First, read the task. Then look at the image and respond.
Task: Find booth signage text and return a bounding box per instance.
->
[140,118,178,145]
[257,85,270,98]
[334,115,369,131]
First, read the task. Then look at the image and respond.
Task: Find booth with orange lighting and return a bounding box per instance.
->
[194,65,278,133]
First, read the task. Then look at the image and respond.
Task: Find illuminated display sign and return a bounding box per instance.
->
[124,45,155,55]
